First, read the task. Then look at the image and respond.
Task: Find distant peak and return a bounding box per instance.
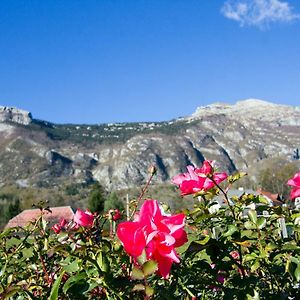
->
[235,98,281,107]
[190,98,295,121]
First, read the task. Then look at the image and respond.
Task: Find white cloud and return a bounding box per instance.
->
[221,0,300,28]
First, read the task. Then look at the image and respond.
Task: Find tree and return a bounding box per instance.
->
[258,159,298,200]
[6,198,21,220]
[87,183,106,213]
[104,192,124,212]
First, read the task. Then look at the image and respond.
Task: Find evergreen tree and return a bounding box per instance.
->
[104,192,124,212]
[6,198,21,220]
[88,183,106,213]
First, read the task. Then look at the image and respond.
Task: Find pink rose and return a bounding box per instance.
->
[51,218,67,234]
[73,209,94,227]
[287,172,300,200]
[112,209,122,221]
[172,161,228,196]
[117,200,187,278]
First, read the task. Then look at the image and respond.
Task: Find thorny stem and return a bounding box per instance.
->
[208,176,248,278]
[130,171,156,219]
[210,176,236,220]
[137,172,156,206]
[38,252,51,286]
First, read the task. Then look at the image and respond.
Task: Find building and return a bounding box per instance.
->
[5,206,75,229]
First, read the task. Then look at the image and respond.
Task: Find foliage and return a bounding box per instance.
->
[29,118,199,145]
[88,183,107,214]
[1,162,300,299]
[0,193,21,228]
[258,159,298,199]
[104,192,124,212]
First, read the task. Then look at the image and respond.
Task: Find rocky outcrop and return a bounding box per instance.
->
[0,106,32,125]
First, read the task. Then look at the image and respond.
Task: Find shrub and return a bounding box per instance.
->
[1,161,300,299]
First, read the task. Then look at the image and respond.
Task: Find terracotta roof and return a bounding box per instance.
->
[256,189,283,206]
[5,206,75,229]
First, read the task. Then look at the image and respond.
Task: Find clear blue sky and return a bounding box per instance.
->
[1,0,300,124]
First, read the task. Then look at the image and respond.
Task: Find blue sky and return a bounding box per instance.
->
[1,0,300,124]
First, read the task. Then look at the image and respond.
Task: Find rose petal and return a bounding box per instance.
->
[117,222,146,258]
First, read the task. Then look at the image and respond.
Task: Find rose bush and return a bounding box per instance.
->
[0,160,300,299]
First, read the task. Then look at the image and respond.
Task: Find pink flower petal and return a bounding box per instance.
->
[291,187,300,200]
[287,172,300,188]
[74,209,94,227]
[156,256,174,278]
[117,222,146,258]
[161,214,185,235]
[116,200,187,278]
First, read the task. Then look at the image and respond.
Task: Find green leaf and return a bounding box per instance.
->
[291,213,300,220]
[49,271,65,300]
[63,273,87,294]
[194,236,210,245]
[145,285,154,297]
[294,264,300,282]
[228,172,247,184]
[43,237,49,250]
[282,243,300,251]
[265,243,277,252]
[244,221,256,230]
[259,248,268,259]
[42,217,47,231]
[258,196,269,205]
[257,217,266,229]
[6,237,21,250]
[243,253,258,263]
[248,210,257,224]
[137,249,147,266]
[97,251,110,273]
[131,267,144,280]
[223,225,238,237]
[21,247,34,259]
[3,287,21,299]
[57,232,69,243]
[132,284,145,291]
[63,260,79,273]
[142,260,158,276]
[251,260,260,272]
[241,229,257,238]
[246,290,260,300]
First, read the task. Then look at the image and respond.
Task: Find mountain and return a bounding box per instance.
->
[0,99,299,190]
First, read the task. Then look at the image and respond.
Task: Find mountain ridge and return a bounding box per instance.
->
[0,99,299,190]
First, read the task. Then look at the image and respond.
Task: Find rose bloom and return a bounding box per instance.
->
[73,209,94,227]
[117,199,187,278]
[287,172,300,200]
[112,209,121,221]
[51,218,67,234]
[172,160,228,196]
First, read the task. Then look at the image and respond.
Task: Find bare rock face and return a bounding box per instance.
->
[191,99,300,126]
[0,106,32,125]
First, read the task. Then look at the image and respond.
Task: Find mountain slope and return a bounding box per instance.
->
[0,100,299,190]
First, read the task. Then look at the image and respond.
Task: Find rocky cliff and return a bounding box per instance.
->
[0,99,299,190]
[0,106,32,125]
